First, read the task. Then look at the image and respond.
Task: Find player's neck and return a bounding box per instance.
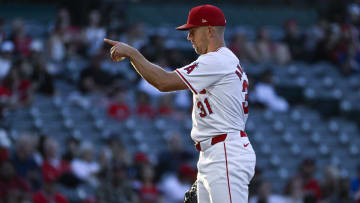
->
[207,39,225,53]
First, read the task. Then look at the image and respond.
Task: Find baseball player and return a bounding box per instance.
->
[104,4,256,203]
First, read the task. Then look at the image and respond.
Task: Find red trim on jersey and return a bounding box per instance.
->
[237,64,244,73]
[199,89,207,94]
[211,134,227,145]
[235,70,242,80]
[175,69,198,94]
[224,142,233,203]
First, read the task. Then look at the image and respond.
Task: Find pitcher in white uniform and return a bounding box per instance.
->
[104,4,256,203]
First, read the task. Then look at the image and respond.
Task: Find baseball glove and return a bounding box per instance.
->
[184,180,197,203]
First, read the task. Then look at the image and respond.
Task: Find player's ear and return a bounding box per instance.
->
[207,26,216,38]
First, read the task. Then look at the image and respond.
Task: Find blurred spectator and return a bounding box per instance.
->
[304,18,328,58]
[135,91,155,119]
[249,180,287,203]
[160,164,196,203]
[0,160,31,202]
[283,176,304,203]
[136,163,161,203]
[282,20,307,60]
[97,147,111,178]
[55,8,81,42]
[56,8,71,30]
[351,166,360,202]
[229,31,257,63]
[62,136,80,163]
[166,49,188,68]
[313,23,340,63]
[105,136,133,182]
[140,34,167,62]
[107,87,131,121]
[320,165,339,201]
[156,131,193,178]
[330,25,360,75]
[52,9,83,65]
[120,23,147,50]
[0,41,14,80]
[10,18,32,57]
[14,59,35,105]
[31,55,55,96]
[251,69,289,112]
[41,138,72,185]
[105,4,127,35]
[96,163,137,203]
[83,10,106,56]
[253,27,291,65]
[11,134,40,181]
[59,136,82,188]
[297,158,322,201]
[157,94,175,116]
[47,21,67,75]
[0,68,19,117]
[71,142,100,186]
[332,178,352,203]
[78,55,114,94]
[33,168,68,203]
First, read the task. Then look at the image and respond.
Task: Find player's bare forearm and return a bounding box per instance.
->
[104,38,187,92]
[127,48,176,92]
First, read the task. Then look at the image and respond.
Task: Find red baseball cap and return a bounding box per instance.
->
[176,4,226,31]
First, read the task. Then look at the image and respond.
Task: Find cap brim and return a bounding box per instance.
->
[176,23,199,30]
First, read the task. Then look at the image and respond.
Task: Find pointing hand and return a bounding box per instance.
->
[104,38,130,62]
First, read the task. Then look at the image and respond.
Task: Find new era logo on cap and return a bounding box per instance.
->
[176,4,226,30]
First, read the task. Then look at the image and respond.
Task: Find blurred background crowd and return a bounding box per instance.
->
[0,0,360,202]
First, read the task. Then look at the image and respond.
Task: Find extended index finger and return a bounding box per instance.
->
[104,38,118,46]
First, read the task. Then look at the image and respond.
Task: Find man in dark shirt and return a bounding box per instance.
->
[96,163,137,203]
[78,55,114,94]
[282,20,306,60]
[0,160,31,202]
[11,135,41,190]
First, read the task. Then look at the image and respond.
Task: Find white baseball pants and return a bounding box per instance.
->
[196,132,256,203]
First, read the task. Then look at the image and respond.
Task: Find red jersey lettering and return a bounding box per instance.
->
[184,63,198,74]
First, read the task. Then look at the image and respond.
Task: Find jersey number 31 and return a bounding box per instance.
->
[197,98,212,118]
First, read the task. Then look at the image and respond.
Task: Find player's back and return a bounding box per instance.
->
[176,47,249,142]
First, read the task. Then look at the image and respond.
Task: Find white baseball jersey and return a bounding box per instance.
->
[175,47,249,142]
